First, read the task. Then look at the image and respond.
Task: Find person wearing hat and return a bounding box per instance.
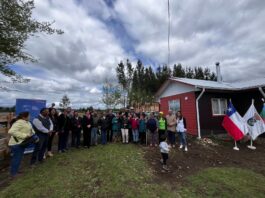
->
[158,112,167,143]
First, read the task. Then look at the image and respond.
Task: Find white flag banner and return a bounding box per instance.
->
[243,103,265,140]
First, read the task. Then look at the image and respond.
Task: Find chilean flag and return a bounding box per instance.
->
[222,102,247,141]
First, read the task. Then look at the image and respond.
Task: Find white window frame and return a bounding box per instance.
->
[211,98,227,116]
[168,99,180,113]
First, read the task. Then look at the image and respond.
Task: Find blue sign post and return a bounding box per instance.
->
[15,99,46,154]
[16,99,46,122]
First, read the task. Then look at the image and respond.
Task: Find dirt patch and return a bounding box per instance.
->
[143,136,265,186]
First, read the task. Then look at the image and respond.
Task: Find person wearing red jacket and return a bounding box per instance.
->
[130,114,139,143]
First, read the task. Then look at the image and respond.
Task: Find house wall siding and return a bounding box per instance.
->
[159,82,195,99]
[160,92,198,135]
[197,89,264,135]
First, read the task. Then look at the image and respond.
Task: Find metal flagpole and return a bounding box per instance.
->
[233,141,239,151]
[167,0,171,66]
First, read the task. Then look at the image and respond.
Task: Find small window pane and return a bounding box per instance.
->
[168,100,180,113]
[212,99,219,115]
[219,99,227,115]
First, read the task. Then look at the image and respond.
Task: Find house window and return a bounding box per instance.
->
[211,98,227,115]
[168,99,180,113]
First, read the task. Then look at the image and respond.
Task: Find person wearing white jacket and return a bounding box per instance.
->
[159,135,170,171]
[176,111,188,152]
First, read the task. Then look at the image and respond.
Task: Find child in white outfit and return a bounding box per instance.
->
[159,135,170,171]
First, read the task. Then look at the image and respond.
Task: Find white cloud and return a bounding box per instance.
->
[114,0,265,81]
[1,0,265,108]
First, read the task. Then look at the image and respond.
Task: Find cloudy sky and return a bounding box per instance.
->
[1,0,265,108]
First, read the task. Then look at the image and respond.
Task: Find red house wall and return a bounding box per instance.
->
[160,92,198,135]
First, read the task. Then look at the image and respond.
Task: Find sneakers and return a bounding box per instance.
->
[184,147,188,152]
[47,151,53,157]
[162,165,169,171]
[179,144,183,149]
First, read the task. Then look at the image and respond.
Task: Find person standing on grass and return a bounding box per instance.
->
[58,109,67,152]
[131,113,139,143]
[8,112,37,177]
[176,111,188,152]
[58,109,72,152]
[121,114,129,144]
[98,113,108,145]
[106,109,115,143]
[82,111,93,148]
[47,108,58,157]
[158,112,167,143]
[159,135,170,171]
[166,111,177,148]
[31,108,53,165]
[65,107,73,150]
[112,113,120,142]
[128,113,133,143]
[91,112,99,146]
[147,113,158,147]
[71,111,82,148]
[139,113,147,145]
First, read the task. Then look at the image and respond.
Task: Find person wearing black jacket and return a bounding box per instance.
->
[98,113,108,145]
[106,110,115,142]
[82,111,93,148]
[71,111,82,148]
[47,108,58,157]
[57,109,72,152]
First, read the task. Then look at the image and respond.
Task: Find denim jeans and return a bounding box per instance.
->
[91,127,98,145]
[167,131,176,145]
[178,132,187,146]
[31,132,48,165]
[132,129,139,142]
[101,130,107,145]
[10,145,25,176]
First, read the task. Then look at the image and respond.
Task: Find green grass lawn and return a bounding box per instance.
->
[179,168,265,198]
[1,144,265,198]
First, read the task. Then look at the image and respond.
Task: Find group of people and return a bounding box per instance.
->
[7,106,188,177]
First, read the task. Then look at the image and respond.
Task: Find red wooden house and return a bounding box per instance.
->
[155,77,265,138]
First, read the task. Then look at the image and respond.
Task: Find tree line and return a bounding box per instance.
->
[102,59,217,109]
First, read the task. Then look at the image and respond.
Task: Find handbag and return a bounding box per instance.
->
[13,134,39,148]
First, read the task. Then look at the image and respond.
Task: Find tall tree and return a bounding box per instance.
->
[0,0,63,82]
[116,59,134,107]
[59,95,71,109]
[194,67,204,80]
[185,67,194,79]
[102,79,122,109]
[173,63,185,77]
